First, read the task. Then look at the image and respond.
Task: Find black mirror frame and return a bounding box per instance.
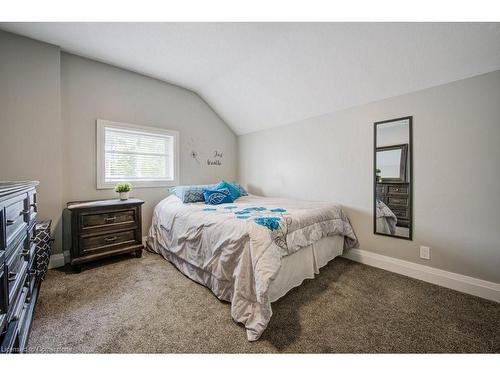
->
[373,116,413,241]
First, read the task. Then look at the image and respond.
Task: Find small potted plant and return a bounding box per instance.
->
[115,182,132,200]
[376,168,382,182]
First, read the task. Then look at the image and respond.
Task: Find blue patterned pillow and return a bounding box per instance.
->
[203,188,234,205]
[214,180,241,200]
[169,184,215,203]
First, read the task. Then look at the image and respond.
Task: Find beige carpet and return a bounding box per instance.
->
[27,250,500,353]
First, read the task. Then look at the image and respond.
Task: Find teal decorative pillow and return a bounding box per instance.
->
[203,188,234,205]
[214,180,241,200]
[169,184,215,203]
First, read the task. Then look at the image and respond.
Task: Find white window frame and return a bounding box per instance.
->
[96,119,180,189]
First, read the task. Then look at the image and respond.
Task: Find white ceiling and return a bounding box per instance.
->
[2,23,500,135]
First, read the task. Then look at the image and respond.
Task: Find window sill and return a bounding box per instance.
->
[96,180,178,189]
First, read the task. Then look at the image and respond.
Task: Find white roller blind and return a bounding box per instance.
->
[104,127,173,182]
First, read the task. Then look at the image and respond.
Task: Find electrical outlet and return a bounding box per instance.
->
[420,246,431,260]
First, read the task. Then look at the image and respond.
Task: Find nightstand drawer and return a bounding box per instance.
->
[80,230,137,255]
[80,208,138,232]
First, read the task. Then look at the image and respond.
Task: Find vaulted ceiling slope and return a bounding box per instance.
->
[2,23,500,135]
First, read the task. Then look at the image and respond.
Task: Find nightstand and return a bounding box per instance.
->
[67,198,145,273]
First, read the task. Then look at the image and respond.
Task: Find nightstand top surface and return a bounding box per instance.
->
[67,198,144,210]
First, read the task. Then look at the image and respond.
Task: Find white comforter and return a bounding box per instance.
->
[147,194,357,341]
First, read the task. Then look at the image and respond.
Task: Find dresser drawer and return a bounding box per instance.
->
[5,196,28,247]
[80,229,137,256]
[80,208,138,232]
[8,285,28,324]
[6,235,29,273]
[7,258,28,306]
[387,185,409,194]
[387,196,408,206]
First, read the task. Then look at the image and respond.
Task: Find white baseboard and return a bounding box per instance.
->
[48,250,70,269]
[343,248,500,303]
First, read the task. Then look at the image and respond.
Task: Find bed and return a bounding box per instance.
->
[147,193,357,341]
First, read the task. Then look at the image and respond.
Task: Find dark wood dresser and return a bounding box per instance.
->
[376,182,410,228]
[0,181,40,353]
[67,198,145,272]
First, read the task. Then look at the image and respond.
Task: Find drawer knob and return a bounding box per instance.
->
[104,236,117,242]
[8,272,17,282]
[21,209,30,215]
[20,249,30,257]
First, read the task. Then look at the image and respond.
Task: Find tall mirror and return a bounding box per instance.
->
[374,116,412,240]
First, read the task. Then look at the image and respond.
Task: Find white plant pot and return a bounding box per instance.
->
[119,191,130,200]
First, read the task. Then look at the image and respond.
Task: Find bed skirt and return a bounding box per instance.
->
[268,235,344,302]
[147,234,344,305]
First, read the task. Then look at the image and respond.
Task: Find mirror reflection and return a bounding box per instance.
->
[374,117,412,239]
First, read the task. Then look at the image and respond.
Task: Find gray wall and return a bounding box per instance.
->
[0,31,237,255]
[0,31,64,251]
[61,53,237,251]
[239,70,500,283]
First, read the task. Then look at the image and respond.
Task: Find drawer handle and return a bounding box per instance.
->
[8,272,17,282]
[394,188,399,192]
[104,236,117,242]
[21,209,30,215]
[104,217,117,222]
[20,249,30,257]
[30,203,38,212]
[6,219,16,226]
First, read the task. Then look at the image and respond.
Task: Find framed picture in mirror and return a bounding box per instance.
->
[373,116,412,240]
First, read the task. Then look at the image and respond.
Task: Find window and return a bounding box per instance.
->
[97,120,179,189]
